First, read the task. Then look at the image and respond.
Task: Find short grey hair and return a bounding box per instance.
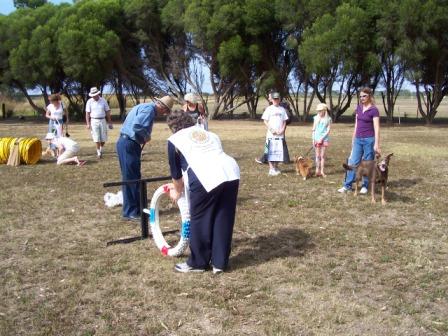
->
[166,110,195,133]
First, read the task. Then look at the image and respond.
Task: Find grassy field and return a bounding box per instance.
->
[0,120,447,336]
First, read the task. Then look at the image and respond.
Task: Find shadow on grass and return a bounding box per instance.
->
[388,178,423,189]
[231,227,313,270]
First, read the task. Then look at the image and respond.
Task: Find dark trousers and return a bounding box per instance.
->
[187,179,239,270]
[116,135,142,217]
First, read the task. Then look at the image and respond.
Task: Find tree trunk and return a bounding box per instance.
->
[12,80,45,116]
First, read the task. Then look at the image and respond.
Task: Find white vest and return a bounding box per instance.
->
[168,126,240,192]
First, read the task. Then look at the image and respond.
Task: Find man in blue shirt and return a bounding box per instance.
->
[116,96,174,221]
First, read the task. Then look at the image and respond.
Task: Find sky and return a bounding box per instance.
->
[0,0,70,15]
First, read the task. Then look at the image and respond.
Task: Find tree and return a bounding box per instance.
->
[57,0,121,117]
[399,0,448,124]
[5,4,66,115]
[299,2,378,121]
[372,0,405,125]
[14,0,47,9]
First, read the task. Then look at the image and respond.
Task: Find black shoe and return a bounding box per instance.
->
[123,215,140,222]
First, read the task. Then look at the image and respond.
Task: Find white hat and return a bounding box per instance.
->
[45,132,55,140]
[156,96,174,112]
[316,103,328,111]
[88,87,101,97]
[184,93,198,104]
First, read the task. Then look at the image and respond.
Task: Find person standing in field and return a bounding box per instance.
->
[261,92,289,176]
[116,96,174,221]
[338,87,381,193]
[182,93,208,130]
[166,110,240,274]
[85,87,113,158]
[312,103,332,177]
[255,91,291,164]
[45,93,67,138]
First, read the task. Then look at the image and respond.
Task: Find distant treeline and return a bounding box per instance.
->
[1,0,447,124]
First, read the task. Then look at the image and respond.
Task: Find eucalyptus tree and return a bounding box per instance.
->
[13,0,47,9]
[182,0,248,118]
[398,0,448,124]
[124,0,190,102]
[6,4,67,115]
[371,0,405,124]
[57,0,121,116]
[299,2,378,121]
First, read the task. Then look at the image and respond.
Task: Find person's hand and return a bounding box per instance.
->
[86,124,90,130]
[374,144,381,156]
[108,123,113,130]
[169,186,181,203]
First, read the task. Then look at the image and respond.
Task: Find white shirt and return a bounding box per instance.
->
[168,126,240,192]
[262,105,288,139]
[55,137,79,152]
[86,97,110,118]
[47,103,64,120]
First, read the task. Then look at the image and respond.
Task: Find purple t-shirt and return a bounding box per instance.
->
[355,105,379,138]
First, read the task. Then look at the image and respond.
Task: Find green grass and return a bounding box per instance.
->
[0,120,447,335]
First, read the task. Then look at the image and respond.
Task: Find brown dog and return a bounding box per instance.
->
[295,156,313,180]
[342,153,393,205]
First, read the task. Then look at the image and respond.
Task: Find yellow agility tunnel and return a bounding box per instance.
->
[0,137,42,165]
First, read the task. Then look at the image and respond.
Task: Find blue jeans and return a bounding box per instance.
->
[116,135,142,218]
[343,136,375,190]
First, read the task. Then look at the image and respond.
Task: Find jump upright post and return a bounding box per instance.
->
[103,175,171,245]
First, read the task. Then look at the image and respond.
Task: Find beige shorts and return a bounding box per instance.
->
[90,118,107,143]
[57,150,76,164]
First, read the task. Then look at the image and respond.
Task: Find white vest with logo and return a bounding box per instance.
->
[168,126,240,192]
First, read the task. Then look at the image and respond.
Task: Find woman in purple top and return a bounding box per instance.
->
[338,87,381,193]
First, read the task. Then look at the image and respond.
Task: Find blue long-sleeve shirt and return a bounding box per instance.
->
[120,103,156,144]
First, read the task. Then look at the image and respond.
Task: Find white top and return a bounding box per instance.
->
[47,103,64,120]
[168,126,240,192]
[55,137,79,152]
[262,105,288,139]
[85,97,110,118]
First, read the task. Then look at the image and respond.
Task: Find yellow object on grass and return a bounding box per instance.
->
[0,137,42,165]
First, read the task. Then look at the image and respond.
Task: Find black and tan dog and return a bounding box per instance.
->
[342,153,393,205]
[295,155,313,180]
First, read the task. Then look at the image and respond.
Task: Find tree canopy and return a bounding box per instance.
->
[1,0,447,123]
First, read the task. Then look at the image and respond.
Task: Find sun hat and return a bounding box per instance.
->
[45,132,55,140]
[316,103,328,111]
[156,95,174,112]
[271,92,281,99]
[184,93,198,104]
[88,87,101,97]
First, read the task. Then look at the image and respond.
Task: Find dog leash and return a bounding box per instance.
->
[304,145,314,157]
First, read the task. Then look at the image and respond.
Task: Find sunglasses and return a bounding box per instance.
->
[360,95,369,98]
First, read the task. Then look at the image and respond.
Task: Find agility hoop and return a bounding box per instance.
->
[143,184,190,257]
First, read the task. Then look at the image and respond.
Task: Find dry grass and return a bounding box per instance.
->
[0,120,447,336]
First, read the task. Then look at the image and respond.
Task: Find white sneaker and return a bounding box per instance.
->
[360,187,368,194]
[337,186,351,193]
[174,262,205,273]
[212,266,223,274]
[269,169,281,176]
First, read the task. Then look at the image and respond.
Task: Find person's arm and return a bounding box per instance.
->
[278,120,286,136]
[169,178,184,202]
[167,141,184,202]
[106,109,113,128]
[352,115,358,144]
[85,100,91,129]
[312,118,317,145]
[45,107,51,120]
[373,116,380,155]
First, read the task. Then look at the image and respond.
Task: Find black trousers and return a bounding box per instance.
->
[187,179,239,270]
